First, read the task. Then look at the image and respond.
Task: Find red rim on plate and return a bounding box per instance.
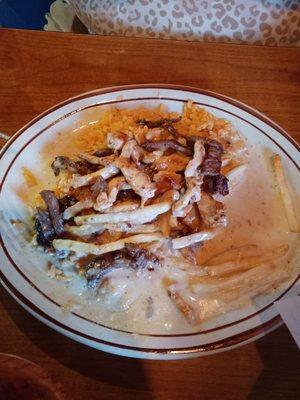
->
[0,85,299,356]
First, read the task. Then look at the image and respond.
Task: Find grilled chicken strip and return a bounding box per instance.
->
[114,157,156,201]
[94,176,131,211]
[197,192,227,228]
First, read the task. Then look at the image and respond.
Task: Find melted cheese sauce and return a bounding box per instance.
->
[72,144,299,334]
[17,121,299,335]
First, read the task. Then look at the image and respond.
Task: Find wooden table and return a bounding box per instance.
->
[0,28,299,400]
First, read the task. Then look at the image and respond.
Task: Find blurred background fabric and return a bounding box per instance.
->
[0,0,299,46]
[69,0,300,46]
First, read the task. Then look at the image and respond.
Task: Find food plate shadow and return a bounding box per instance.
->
[0,289,152,394]
[249,325,300,400]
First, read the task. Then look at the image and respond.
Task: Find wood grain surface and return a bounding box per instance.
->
[0,28,299,400]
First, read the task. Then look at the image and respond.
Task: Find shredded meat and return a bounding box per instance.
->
[107,132,128,152]
[93,148,113,157]
[180,204,202,232]
[40,190,64,235]
[137,117,181,129]
[142,140,191,156]
[137,117,180,136]
[94,176,131,211]
[172,178,202,217]
[202,174,229,196]
[152,153,189,172]
[114,157,156,200]
[197,192,227,228]
[91,176,108,197]
[58,195,77,212]
[154,171,183,194]
[70,165,119,188]
[79,153,117,166]
[199,139,229,196]
[35,208,55,246]
[117,189,139,202]
[185,140,205,178]
[51,156,96,176]
[201,139,223,176]
[120,139,144,164]
[84,244,161,289]
[142,150,164,164]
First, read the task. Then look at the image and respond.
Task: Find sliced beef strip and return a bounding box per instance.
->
[51,156,98,176]
[124,244,161,270]
[35,208,55,246]
[40,190,64,235]
[137,117,181,136]
[93,148,113,157]
[137,117,181,129]
[202,174,229,196]
[84,244,161,289]
[58,195,77,212]
[142,140,191,156]
[116,189,140,202]
[85,252,131,289]
[201,139,224,176]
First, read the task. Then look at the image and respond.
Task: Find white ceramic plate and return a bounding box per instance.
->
[0,85,299,359]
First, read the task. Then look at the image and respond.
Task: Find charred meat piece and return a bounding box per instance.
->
[93,148,113,157]
[124,244,161,270]
[201,139,224,176]
[58,195,77,212]
[51,156,97,176]
[137,117,181,136]
[137,117,181,129]
[35,208,55,246]
[85,252,131,289]
[142,140,191,156]
[40,190,64,235]
[202,174,229,196]
[85,244,161,289]
[116,189,139,202]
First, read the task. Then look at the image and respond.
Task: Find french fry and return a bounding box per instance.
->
[167,289,200,325]
[166,257,207,275]
[162,277,200,325]
[191,263,278,295]
[273,154,299,232]
[206,244,259,266]
[63,199,94,220]
[53,233,164,255]
[226,164,247,189]
[66,222,159,236]
[74,202,172,225]
[70,165,119,188]
[172,230,215,250]
[205,245,288,276]
[158,211,171,237]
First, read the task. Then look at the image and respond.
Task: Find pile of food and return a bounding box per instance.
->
[29,102,296,328]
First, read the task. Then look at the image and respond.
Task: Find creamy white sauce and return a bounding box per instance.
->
[55,144,298,335]
[18,122,299,335]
